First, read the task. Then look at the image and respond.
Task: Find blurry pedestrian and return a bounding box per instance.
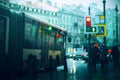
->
[111,45,120,68]
[100,43,108,68]
[49,55,54,70]
[27,54,33,64]
[55,54,60,66]
[26,54,37,73]
[91,43,101,69]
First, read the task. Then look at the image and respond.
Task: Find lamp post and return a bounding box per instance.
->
[115,5,119,43]
[103,0,106,44]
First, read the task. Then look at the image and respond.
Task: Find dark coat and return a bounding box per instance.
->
[91,46,101,64]
[111,45,120,61]
[100,45,108,63]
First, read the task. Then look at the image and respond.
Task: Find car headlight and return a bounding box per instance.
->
[73,54,76,56]
[69,54,72,57]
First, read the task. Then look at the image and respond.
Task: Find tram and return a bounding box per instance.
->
[23,13,67,70]
[0,4,67,76]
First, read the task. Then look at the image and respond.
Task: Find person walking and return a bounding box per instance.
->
[49,55,54,70]
[100,43,108,69]
[55,54,60,67]
[111,45,120,68]
[91,43,101,69]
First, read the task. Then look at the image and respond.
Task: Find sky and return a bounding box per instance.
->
[11,0,120,11]
[51,0,120,10]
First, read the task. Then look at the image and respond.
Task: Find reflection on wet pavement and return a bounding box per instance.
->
[14,58,120,80]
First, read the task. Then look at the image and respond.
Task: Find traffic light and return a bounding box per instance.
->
[85,16,92,32]
[48,26,52,31]
[86,27,97,32]
[91,27,96,32]
[86,16,91,27]
[68,37,71,43]
[56,33,61,38]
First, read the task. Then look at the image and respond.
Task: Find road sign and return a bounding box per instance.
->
[95,15,104,24]
[94,24,106,37]
[98,26,104,34]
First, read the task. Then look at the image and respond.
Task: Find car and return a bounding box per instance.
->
[81,52,89,62]
[73,55,82,60]
[66,52,74,58]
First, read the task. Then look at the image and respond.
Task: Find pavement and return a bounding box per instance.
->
[6,58,120,80]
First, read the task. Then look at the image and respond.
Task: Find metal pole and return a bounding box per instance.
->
[103,0,106,44]
[115,5,119,43]
[64,34,68,71]
[88,6,91,50]
[88,6,91,67]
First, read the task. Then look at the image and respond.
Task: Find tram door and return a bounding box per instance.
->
[41,31,49,68]
[9,10,24,75]
[0,15,8,75]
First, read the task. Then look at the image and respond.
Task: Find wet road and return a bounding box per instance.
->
[11,58,120,80]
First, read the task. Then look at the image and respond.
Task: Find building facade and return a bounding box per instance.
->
[1,0,120,49]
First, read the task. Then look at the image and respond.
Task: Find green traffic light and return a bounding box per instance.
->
[48,26,52,30]
[86,27,96,33]
[92,27,96,32]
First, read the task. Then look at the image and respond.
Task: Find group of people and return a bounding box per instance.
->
[89,43,120,69]
[49,54,60,70]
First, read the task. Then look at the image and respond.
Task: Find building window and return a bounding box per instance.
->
[56,20,57,25]
[42,10,44,14]
[38,10,40,13]
[43,10,46,14]
[48,19,50,22]
[52,20,54,23]
[55,13,57,16]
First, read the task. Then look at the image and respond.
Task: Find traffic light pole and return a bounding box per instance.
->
[88,6,91,50]
[88,7,91,67]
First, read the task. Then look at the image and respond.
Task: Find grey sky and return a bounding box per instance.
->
[11,0,120,11]
[51,0,120,10]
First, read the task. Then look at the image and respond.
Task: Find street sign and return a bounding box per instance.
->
[95,15,104,24]
[98,26,104,34]
[94,24,106,37]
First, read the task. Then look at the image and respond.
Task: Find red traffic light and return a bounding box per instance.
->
[86,16,91,27]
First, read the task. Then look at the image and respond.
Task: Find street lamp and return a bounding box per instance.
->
[103,0,106,44]
[103,0,106,24]
[115,5,119,43]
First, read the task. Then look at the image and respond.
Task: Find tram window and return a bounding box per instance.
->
[24,19,37,48]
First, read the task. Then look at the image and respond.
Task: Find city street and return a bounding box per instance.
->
[11,58,120,80]
[0,1,120,80]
